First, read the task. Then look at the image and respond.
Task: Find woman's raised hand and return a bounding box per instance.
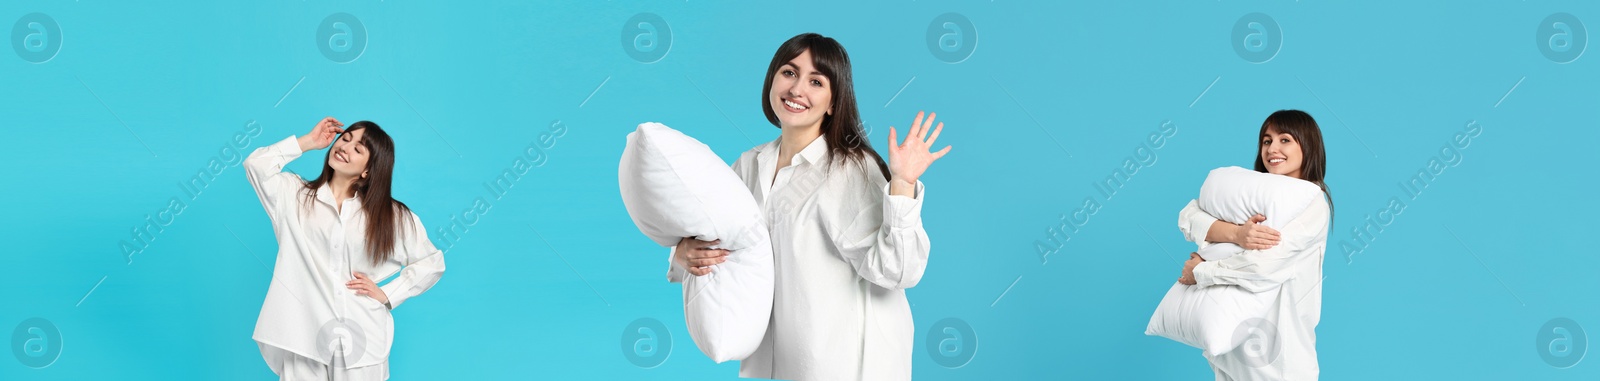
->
[887,111,953,186]
[674,237,729,277]
[298,116,345,152]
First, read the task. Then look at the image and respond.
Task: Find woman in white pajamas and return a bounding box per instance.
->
[244,117,446,381]
[1176,110,1332,380]
[668,33,952,380]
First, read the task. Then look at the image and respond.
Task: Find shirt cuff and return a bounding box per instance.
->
[1188,220,1215,250]
[882,180,925,230]
[273,135,305,159]
[1195,243,1238,261]
[666,246,687,283]
[378,279,410,309]
[1192,261,1220,287]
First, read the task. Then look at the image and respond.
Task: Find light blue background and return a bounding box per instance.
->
[2,1,1595,379]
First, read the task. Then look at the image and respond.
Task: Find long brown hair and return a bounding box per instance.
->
[761,33,891,180]
[301,121,412,265]
[1253,109,1333,219]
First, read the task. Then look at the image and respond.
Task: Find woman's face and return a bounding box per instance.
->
[1260,126,1304,179]
[769,49,833,130]
[329,128,370,179]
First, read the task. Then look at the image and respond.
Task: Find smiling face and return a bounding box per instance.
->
[1260,125,1304,179]
[328,128,370,179]
[768,49,833,130]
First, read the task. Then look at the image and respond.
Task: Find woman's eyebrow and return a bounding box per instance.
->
[783,60,824,76]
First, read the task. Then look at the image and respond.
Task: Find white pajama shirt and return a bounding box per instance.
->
[245,136,446,379]
[1179,197,1330,381]
[670,135,932,381]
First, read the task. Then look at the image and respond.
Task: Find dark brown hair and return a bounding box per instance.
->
[1254,109,1333,219]
[761,33,891,179]
[301,121,412,265]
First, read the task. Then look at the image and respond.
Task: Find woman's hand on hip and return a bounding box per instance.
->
[348,271,388,305]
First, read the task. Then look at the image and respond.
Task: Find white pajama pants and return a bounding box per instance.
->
[278,351,388,381]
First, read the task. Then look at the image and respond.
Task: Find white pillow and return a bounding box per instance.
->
[618,122,774,363]
[1145,166,1319,355]
[1145,282,1278,356]
[1193,166,1322,261]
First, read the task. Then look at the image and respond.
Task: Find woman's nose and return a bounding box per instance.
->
[785,80,803,96]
